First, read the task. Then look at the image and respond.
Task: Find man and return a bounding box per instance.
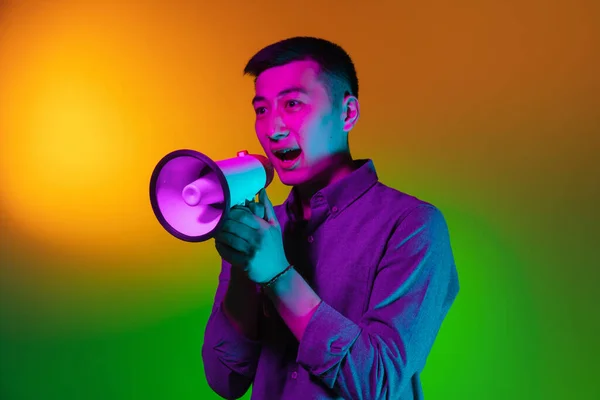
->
[202,36,459,400]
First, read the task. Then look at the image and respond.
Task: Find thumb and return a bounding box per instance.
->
[247,200,265,219]
[259,188,277,226]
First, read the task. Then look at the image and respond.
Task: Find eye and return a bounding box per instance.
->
[255,107,267,116]
[285,100,302,109]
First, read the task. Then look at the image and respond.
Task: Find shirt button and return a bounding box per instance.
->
[331,206,338,213]
[307,236,314,243]
[291,371,298,379]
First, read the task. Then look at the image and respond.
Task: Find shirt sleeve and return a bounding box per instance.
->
[296,204,460,399]
[201,258,262,399]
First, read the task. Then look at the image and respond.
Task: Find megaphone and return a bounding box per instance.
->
[149,149,274,242]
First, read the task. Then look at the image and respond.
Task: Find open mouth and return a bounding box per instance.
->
[273,148,302,164]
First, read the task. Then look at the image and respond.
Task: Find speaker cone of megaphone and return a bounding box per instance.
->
[149,149,274,242]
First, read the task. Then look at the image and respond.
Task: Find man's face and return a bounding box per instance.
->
[252,60,347,186]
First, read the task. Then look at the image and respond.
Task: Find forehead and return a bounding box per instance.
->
[254,59,325,96]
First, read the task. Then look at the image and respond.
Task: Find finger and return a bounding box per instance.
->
[248,201,265,220]
[219,219,259,247]
[228,207,261,230]
[213,230,253,255]
[215,240,250,267]
[259,188,277,225]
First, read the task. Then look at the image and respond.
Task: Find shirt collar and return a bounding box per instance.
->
[283,159,379,223]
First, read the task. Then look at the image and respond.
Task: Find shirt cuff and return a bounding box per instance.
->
[209,303,262,377]
[296,301,362,388]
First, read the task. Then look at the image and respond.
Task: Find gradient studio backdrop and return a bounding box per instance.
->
[0,0,598,399]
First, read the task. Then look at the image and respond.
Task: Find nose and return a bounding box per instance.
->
[265,111,288,140]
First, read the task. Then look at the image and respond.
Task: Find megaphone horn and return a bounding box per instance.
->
[149,149,274,242]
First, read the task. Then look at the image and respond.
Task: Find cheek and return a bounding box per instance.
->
[256,135,270,155]
[292,109,317,128]
[255,119,262,133]
[300,119,336,154]
[286,111,318,141]
[255,122,270,145]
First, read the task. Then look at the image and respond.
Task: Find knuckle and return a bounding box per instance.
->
[240,214,256,228]
[229,236,240,248]
[220,220,232,232]
[223,235,236,249]
[236,213,247,224]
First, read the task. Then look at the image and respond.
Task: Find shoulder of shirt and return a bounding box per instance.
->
[369,181,446,224]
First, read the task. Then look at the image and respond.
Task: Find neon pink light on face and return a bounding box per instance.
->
[253,60,346,187]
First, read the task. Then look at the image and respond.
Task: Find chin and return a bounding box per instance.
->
[277,169,310,186]
[278,174,303,186]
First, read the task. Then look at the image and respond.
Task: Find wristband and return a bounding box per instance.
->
[261,264,294,289]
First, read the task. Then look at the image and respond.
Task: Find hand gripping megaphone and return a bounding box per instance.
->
[149,149,274,242]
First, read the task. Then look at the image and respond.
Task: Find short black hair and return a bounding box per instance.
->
[243,36,359,105]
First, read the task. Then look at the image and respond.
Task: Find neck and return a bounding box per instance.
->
[294,153,356,220]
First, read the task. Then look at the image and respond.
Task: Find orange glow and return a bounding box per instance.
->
[0,0,597,269]
[0,2,255,262]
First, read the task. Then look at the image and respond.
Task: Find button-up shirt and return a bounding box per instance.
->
[202,159,460,399]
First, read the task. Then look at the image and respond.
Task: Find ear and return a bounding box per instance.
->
[341,93,360,132]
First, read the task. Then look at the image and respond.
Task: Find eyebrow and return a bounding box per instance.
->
[251,87,308,106]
